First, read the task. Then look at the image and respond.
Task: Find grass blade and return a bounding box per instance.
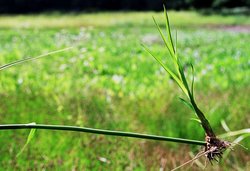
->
[178,61,192,98]
[190,118,201,124]
[16,123,37,157]
[142,44,189,96]
[0,47,73,71]
[163,5,175,55]
[222,134,249,160]
[152,16,175,59]
[175,29,178,59]
[190,63,195,97]
[219,128,250,138]
[179,97,194,111]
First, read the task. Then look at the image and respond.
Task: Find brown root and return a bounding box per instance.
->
[171,136,232,170]
[205,136,231,162]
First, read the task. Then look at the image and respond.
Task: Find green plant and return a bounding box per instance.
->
[143,6,231,163]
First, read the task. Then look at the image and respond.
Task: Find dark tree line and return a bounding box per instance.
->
[0,0,249,13]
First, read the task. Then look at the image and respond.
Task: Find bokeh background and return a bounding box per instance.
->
[0,0,249,170]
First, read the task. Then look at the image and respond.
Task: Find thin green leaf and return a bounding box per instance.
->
[221,119,231,132]
[219,128,250,162]
[219,128,250,138]
[175,30,178,59]
[142,44,188,96]
[178,61,192,98]
[190,63,195,97]
[16,123,37,157]
[152,16,175,59]
[190,118,202,124]
[163,5,175,55]
[0,47,73,71]
[222,134,249,160]
[179,97,194,111]
[153,15,180,77]
[174,30,182,79]
[27,129,36,143]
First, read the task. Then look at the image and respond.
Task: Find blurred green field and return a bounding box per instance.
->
[0,11,249,170]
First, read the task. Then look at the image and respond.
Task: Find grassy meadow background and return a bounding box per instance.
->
[0,11,249,170]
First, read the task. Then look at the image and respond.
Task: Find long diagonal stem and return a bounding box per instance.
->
[0,124,206,146]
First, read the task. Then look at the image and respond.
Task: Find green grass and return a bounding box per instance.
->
[0,11,249,170]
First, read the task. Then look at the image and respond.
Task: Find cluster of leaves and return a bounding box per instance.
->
[143,6,216,137]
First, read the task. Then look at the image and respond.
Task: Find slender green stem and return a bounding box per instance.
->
[0,124,206,146]
[0,47,73,71]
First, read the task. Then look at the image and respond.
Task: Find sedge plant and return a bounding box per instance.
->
[0,8,248,170]
[142,6,231,163]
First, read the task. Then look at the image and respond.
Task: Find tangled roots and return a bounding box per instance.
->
[205,136,231,162]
